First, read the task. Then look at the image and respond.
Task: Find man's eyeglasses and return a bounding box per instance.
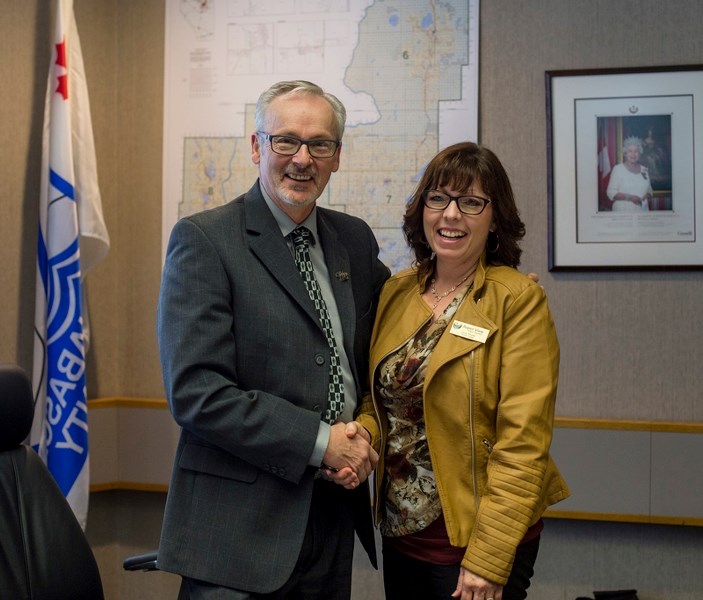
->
[257,132,340,158]
[422,190,492,215]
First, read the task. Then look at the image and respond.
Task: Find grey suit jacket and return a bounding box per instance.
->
[156,182,389,592]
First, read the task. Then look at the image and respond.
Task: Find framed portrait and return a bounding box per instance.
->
[546,65,703,270]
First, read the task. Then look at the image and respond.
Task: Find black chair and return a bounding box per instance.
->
[0,363,104,599]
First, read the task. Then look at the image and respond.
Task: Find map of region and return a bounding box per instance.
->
[166,0,478,272]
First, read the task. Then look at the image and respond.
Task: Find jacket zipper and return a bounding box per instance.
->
[468,350,481,513]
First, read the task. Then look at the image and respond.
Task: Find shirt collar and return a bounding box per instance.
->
[259,181,319,244]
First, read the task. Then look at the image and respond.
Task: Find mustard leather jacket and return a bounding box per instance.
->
[357,257,570,585]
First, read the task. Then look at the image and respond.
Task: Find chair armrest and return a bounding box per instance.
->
[123,550,158,571]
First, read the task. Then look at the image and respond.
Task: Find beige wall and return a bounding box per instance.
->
[479,1,703,423]
[3,1,703,598]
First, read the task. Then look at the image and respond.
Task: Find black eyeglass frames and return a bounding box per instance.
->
[422,190,492,215]
[257,132,340,158]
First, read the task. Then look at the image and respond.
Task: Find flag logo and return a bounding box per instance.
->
[31,0,109,530]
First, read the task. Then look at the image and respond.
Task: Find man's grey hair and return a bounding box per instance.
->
[254,80,347,140]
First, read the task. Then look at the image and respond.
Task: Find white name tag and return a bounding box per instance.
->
[450,320,489,344]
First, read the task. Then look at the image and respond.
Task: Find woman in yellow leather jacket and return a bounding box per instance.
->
[356,142,569,600]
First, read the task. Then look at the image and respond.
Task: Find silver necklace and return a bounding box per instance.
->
[429,273,470,310]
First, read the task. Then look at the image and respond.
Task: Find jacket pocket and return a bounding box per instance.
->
[179,442,258,483]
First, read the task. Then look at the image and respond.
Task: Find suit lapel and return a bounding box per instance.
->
[317,213,355,357]
[244,184,321,328]
[425,297,497,387]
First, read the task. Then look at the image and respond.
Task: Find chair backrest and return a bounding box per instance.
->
[0,362,34,450]
[0,363,104,599]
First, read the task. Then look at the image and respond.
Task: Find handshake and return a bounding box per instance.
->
[320,421,378,490]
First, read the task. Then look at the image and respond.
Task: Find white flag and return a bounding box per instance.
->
[31,0,110,530]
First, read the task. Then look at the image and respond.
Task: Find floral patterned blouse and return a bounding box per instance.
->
[376,287,470,537]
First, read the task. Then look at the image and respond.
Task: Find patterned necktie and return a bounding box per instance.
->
[289,226,345,423]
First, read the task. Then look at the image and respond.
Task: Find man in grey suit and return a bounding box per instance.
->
[156,80,390,599]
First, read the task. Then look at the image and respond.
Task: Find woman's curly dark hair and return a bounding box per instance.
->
[403,142,526,286]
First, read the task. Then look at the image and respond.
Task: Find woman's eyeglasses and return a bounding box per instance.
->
[423,190,492,215]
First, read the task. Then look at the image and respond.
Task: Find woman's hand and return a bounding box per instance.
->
[628,193,643,205]
[451,566,502,600]
[613,192,643,204]
[322,464,360,489]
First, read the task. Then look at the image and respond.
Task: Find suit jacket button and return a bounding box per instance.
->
[315,354,325,365]
[312,404,321,412]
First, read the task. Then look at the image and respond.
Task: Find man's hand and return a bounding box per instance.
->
[321,421,377,489]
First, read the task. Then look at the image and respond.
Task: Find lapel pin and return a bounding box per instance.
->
[335,271,350,281]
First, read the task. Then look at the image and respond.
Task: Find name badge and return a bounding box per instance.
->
[450,320,489,344]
